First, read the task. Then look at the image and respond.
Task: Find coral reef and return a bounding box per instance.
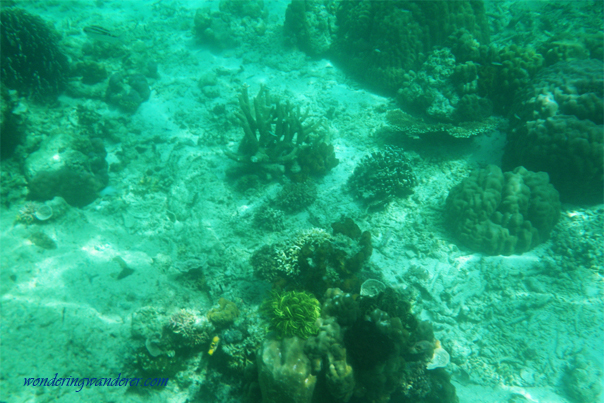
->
[550,207,603,275]
[73,61,108,86]
[284,0,336,58]
[562,355,603,403]
[130,306,216,378]
[477,44,544,114]
[274,181,317,213]
[257,287,458,403]
[397,48,493,123]
[15,201,53,224]
[446,165,561,255]
[193,0,266,52]
[208,298,240,329]
[251,219,372,294]
[25,133,108,207]
[257,336,316,403]
[348,147,416,209]
[0,83,24,160]
[0,8,69,100]
[253,205,285,232]
[0,165,28,208]
[332,1,489,95]
[168,309,213,348]
[294,142,339,180]
[504,60,603,203]
[384,109,499,141]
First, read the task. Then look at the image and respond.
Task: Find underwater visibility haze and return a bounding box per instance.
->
[0,1,603,402]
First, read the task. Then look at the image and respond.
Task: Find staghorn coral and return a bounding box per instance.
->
[225,85,332,180]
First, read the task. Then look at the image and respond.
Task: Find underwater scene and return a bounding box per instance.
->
[1,0,603,402]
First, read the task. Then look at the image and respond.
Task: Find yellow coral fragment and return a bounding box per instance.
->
[208,336,220,356]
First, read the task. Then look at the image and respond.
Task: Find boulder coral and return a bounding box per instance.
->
[332,1,489,95]
[446,165,561,255]
[504,60,604,203]
[0,8,69,100]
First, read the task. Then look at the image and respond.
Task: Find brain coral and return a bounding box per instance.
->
[446,165,561,255]
[505,59,604,203]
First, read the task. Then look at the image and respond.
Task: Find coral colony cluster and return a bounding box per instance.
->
[1,1,602,402]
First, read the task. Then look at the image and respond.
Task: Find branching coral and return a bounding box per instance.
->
[261,290,321,339]
[348,147,416,209]
[225,85,333,179]
[226,85,319,163]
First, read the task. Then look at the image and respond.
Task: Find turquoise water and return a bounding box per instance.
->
[1,1,602,402]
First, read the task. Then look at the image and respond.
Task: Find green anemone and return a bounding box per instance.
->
[260,290,321,339]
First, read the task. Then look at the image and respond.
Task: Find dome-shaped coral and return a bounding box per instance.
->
[505,60,604,203]
[446,165,561,255]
